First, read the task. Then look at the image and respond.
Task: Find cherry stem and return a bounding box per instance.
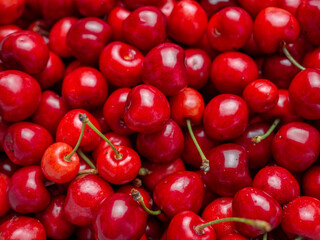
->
[64,120,86,162]
[138,168,152,176]
[131,188,161,216]
[78,169,99,175]
[252,118,280,143]
[186,119,210,173]
[263,232,267,240]
[44,181,55,187]
[79,114,122,160]
[294,237,304,240]
[282,42,306,71]
[77,148,96,169]
[194,217,271,235]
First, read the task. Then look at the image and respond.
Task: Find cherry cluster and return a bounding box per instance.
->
[0,0,320,239]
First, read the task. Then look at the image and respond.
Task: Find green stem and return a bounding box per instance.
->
[282,43,306,71]
[131,188,161,216]
[186,119,210,173]
[252,118,280,143]
[78,169,99,175]
[77,148,96,169]
[64,121,86,162]
[263,232,268,240]
[79,114,122,159]
[294,237,304,240]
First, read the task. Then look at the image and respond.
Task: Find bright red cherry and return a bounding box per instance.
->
[168,0,208,45]
[272,122,320,173]
[303,47,320,69]
[107,7,130,41]
[0,0,26,25]
[200,0,238,18]
[0,24,21,42]
[75,0,115,17]
[41,0,77,21]
[99,41,143,88]
[0,173,10,217]
[203,94,249,141]
[302,166,320,200]
[238,0,277,17]
[210,52,259,95]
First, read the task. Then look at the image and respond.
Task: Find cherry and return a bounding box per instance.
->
[238,0,277,17]
[302,166,320,200]
[4,122,53,166]
[253,7,300,54]
[193,32,219,60]
[272,122,320,173]
[99,41,144,88]
[118,184,153,210]
[0,154,19,177]
[41,0,77,21]
[219,233,248,240]
[7,165,50,213]
[282,196,320,239]
[145,217,164,240]
[0,0,26,25]
[123,6,167,52]
[279,0,302,16]
[0,118,10,151]
[233,187,282,238]
[107,7,130,41]
[0,216,46,240]
[0,173,10,217]
[168,0,207,45]
[303,47,320,69]
[210,52,259,95]
[0,24,21,42]
[64,60,86,77]
[76,225,95,240]
[122,0,164,10]
[200,0,238,18]
[203,94,249,141]
[93,193,147,240]
[36,195,76,239]
[207,7,253,52]
[253,166,300,204]
[142,43,188,96]
[91,107,110,134]
[75,0,115,17]
[67,17,111,64]
[159,0,176,18]
[124,84,171,133]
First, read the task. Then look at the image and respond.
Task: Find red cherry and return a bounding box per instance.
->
[0,154,19,177]
[0,0,26,25]
[91,107,110,134]
[99,41,143,88]
[0,24,21,42]
[238,0,277,17]
[122,0,164,10]
[0,117,10,151]
[302,166,320,200]
[200,0,238,18]
[76,225,95,240]
[145,217,165,240]
[64,60,85,77]
[303,47,320,69]
[219,233,248,240]
[159,0,176,18]
[0,173,10,217]
[64,174,114,226]
[272,122,320,173]
[41,0,77,21]
[75,0,115,17]
[107,7,130,41]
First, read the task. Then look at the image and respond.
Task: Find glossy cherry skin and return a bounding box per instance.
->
[41,0,77,21]
[166,211,216,240]
[0,0,26,24]
[64,174,113,226]
[0,24,21,42]
[207,7,253,52]
[0,154,19,177]
[124,84,171,133]
[253,166,300,204]
[137,119,184,164]
[253,7,300,53]
[233,122,273,169]
[97,145,141,185]
[302,166,320,200]
[49,17,78,58]
[153,171,205,218]
[238,0,277,17]
[7,166,50,213]
[103,88,134,135]
[32,90,69,136]
[200,0,238,18]
[145,217,164,240]
[303,47,320,69]
[56,109,101,152]
[67,17,111,64]
[94,193,147,240]
[36,195,76,239]
[123,6,167,51]
[75,0,115,17]
[202,143,252,196]
[107,6,130,41]
[0,30,49,74]
[233,187,282,237]
[62,67,108,110]
[203,94,249,141]
[0,173,10,217]
[272,122,320,173]
[289,68,320,120]
[99,41,143,88]
[210,52,259,95]
[168,0,207,45]
[142,43,188,96]
[0,216,46,240]
[4,122,53,166]
[282,197,320,238]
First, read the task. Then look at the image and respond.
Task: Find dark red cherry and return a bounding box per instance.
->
[91,107,110,134]
[0,30,49,74]
[200,0,238,18]
[67,17,111,64]
[36,195,76,239]
[302,166,320,200]
[145,217,164,240]
[219,233,248,240]
[153,171,205,218]
[0,154,19,177]
[233,187,282,238]
[282,197,320,239]
[4,122,53,166]
[0,173,10,217]
[62,67,109,110]
[107,7,130,41]
[168,0,207,45]
[253,166,300,204]
[122,0,164,10]
[142,43,188,96]
[7,166,50,213]
[253,7,300,53]
[238,0,277,17]
[123,6,167,51]
[64,174,114,226]
[0,0,26,25]
[203,94,249,141]
[0,117,10,151]
[289,68,320,120]
[124,84,171,133]
[99,41,143,88]
[210,52,259,94]
[272,122,320,173]
[76,225,95,240]
[0,24,21,42]
[0,216,46,240]
[75,0,115,17]
[94,193,147,240]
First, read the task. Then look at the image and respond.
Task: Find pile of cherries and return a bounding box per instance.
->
[1,0,320,239]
